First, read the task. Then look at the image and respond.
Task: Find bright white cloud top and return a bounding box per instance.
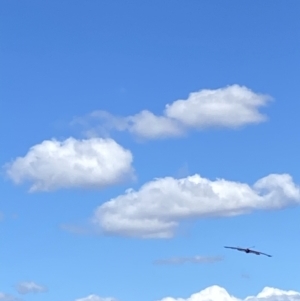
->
[72,286,300,301]
[78,85,271,139]
[92,173,300,238]
[5,137,134,192]
[15,281,47,294]
[157,285,300,301]
[75,295,117,301]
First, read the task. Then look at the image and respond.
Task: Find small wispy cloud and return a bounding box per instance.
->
[0,292,19,301]
[153,255,223,265]
[15,281,47,295]
[241,273,250,279]
[175,162,190,178]
[60,222,100,236]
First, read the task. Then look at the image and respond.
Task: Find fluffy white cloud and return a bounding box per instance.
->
[73,287,300,301]
[157,285,300,301]
[5,137,134,192]
[164,85,270,129]
[92,173,300,238]
[153,255,223,265]
[76,85,271,139]
[15,281,47,294]
[75,295,116,301]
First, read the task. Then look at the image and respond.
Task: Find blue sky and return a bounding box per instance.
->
[1,1,300,301]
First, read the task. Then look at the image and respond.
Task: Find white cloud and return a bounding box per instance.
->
[125,110,184,139]
[73,287,300,301]
[0,293,18,301]
[75,295,117,301]
[5,137,134,192]
[16,281,47,294]
[164,85,270,129]
[157,285,300,301]
[92,173,300,238]
[76,85,271,140]
[153,255,223,265]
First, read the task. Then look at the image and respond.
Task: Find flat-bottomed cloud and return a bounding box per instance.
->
[5,137,134,192]
[92,173,300,238]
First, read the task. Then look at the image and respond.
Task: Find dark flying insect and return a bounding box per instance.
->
[224,246,272,257]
